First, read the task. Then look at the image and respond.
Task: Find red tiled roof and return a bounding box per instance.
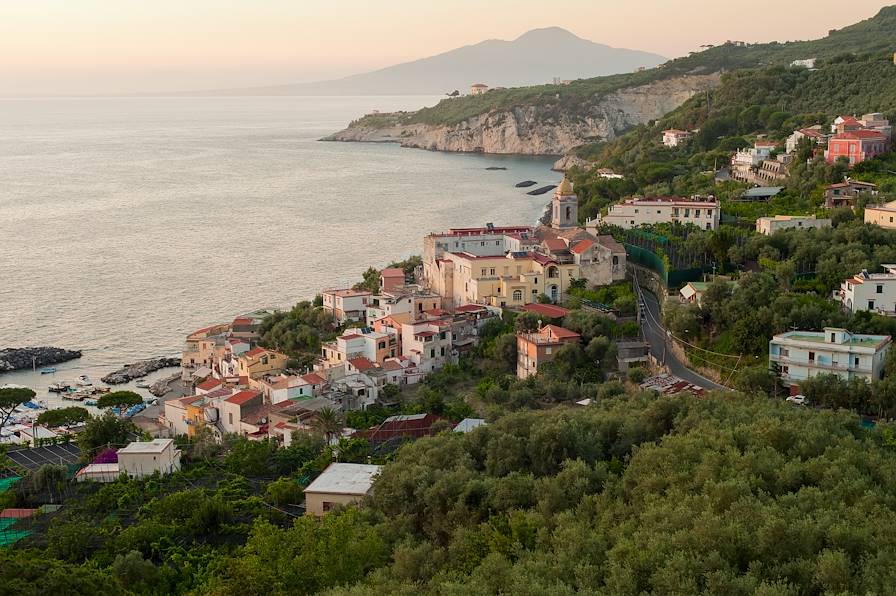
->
[232,317,253,326]
[543,324,581,340]
[838,115,860,124]
[348,357,376,372]
[244,347,268,358]
[301,373,326,385]
[196,378,222,391]
[424,308,449,316]
[543,238,568,251]
[455,304,487,313]
[531,252,557,266]
[415,331,436,338]
[382,360,403,371]
[226,390,261,405]
[832,130,887,140]
[0,508,37,519]
[522,303,570,319]
[380,268,405,278]
[569,239,594,254]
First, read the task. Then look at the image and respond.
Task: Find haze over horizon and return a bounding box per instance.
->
[1,0,891,96]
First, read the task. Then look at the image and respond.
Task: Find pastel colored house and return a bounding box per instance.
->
[662,129,692,147]
[516,324,581,379]
[836,266,896,315]
[595,196,720,231]
[379,268,406,293]
[755,215,831,236]
[825,179,878,208]
[237,347,288,380]
[825,130,889,166]
[322,289,372,324]
[865,200,896,229]
[304,463,381,516]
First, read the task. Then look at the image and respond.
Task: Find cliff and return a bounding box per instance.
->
[323,73,720,156]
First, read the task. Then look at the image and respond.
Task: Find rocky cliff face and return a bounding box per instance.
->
[324,73,720,155]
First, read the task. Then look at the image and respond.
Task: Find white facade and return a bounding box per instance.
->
[322,289,372,324]
[117,439,182,478]
[662,129,692,147]
[837,266,896,315]
[732,145,773,168]
[769,327,891,388]
[755,215,831,235]
[401,320,453,373]
[597,197,720,230]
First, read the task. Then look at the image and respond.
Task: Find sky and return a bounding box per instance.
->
[0,0,889,96]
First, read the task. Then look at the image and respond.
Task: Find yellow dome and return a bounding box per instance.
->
[557,176,574,196]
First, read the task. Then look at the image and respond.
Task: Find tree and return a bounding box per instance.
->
[312,407,343,444]
[0,387,36,435]
[36,406,90,428]
[514,312,541,333]
[77,412,138,458]
[354,267,381,293]
[97,391,142,415]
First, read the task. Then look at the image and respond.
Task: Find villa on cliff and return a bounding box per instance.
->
[421,178,626,309]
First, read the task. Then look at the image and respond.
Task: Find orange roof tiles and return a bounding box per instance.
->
[226,390,261,405]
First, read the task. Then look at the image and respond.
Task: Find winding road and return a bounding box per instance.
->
[634,278,730,392]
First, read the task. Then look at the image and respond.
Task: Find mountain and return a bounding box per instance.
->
[325,6,896,156]
[208,28,665,96]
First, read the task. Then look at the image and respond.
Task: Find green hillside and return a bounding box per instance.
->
[354,6,896,129]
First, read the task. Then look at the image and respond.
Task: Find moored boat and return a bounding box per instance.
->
[40,367,57,374]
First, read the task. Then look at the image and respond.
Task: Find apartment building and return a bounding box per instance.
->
[836,266,896,315]
[769,327,891,391]
[516,324,581,379]
[865,200,896,230]
[322,289,372,324]
[596,196,721,230]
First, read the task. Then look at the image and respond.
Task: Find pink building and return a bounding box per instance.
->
[379,268,406,293]
[825,130,889,166]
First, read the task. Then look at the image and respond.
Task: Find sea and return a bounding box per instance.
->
[0,95,555,398]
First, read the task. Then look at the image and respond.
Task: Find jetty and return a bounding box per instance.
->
[527,185,557,196]
[515,180,537,188]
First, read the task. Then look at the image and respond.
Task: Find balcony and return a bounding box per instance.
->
[770,353,871,374]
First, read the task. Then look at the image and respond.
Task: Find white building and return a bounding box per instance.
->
[470,83,489,95]
[117,439,182,479]
[662,129,692,147]
[786,126,826,153]
[837,266,896,315]
[595,196,721,230]
[790,58,816,69]
[304,462,381,516]
[321,289,372,325]
[755,215,831,235]
[769,327,892,390]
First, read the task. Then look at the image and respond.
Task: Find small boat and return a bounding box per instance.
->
[135,380,151,389]
[48,382,71,393]
[84,399,97,406]
[76,375,92,386]
[40,367,57,375]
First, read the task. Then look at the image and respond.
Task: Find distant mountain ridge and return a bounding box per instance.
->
[203,28,665,96]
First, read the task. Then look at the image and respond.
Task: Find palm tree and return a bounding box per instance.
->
[312,407,343,444]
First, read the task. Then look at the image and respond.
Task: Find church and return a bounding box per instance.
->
[421,178,627,309]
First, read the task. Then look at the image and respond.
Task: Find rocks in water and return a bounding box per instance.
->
[485,166,508,170]
[516,180,537,188]
[0,347,82,373]
[527,185,557,196]
[101,357,180,385]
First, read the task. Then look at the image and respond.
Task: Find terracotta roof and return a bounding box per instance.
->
[244,347,268,358]
[543,238,568,251]
[423,308,449,316]
[301,373,326,385]
[832,130,887,140]
[196,378,222,391]
[569,239,594,254]
[380,268,405,278]
[226,390,261,406]
[0,508,37,519]
[415,331,436,338]
[348,357,376,372]
[838,115,860,124]
[543,324,581,340]
[232,317,254,326]
[382,360,403,371]
[522,303,570,319]
[455,304,488,313]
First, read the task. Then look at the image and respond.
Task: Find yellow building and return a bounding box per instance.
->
[237,347,289,380]
[865,201,896,230]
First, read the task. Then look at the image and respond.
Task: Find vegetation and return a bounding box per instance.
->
[0,386,36,435]
[257,300,336,367]
[97,391,143,414]
[36,406,90,428]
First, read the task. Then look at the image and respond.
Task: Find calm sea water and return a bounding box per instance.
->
[0,96,554,394]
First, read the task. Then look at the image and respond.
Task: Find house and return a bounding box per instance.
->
[755,215,831,236]
[180,323,230,380]
[858,113,892,138]
[237,347,288,380]
[117,439,181,479]
[516,324,581,379]
[252,373,325,404]
[754,154,793,183]
[616,341,650,372]
[400,319,453,373]
[365,287,442,323]
[865,200,896,229]
[470,83,489,95]
[824,179,878,208]
[219,390,264,435]
[731,142,776,182]
[831,115,863,134]
[360,413,442,444]
[824,130,889,166]
[786,126,826,153]
[321,288,372,325]
[319,328,399,371]
[75,464,121,483]
[679,280,738,307]
[303,463,381,516]
[790,58,816,69]
[836,266,896,315]
[596,168,624,179]
[594,196,720,231]
[740,186,784,201]
[769,328,891,392]
[662,129,692,147]
[379,268,406,293]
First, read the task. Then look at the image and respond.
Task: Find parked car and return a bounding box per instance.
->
[786,394,807,405]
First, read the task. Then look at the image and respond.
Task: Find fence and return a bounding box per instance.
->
[624,243,708,288]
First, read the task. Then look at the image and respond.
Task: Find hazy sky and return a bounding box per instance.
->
[0,0,889,95]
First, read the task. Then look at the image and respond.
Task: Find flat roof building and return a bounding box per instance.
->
[303,463,381,516]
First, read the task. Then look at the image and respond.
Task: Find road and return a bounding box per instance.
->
[635,280,730,392]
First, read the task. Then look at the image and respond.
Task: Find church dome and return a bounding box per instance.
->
[557,177,574,196]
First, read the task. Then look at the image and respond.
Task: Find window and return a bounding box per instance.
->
[440,347,445,356]
[869,300,875,310]
[808,351,815,362]
[532,289,538,295]
[634,209,639,214]
[430,349,435,358]
[545,347,552,355]
[496,240,500,245]
[630,220,635,225]
[228,412,233,425]
[854,356,860,367]
[830,333,836,343]
[322,502,332,512]
[490,268,495,275]
[706,223,711,230]
[566,206,572,220]
[877,285,884,294]
[684,209,690,217]
[673,208,679,216]
[781,348,789,357]
[481,268,486,276]
[695,209,701,217]
[513,289,523,301]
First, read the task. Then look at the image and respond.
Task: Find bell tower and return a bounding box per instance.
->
[551,176,578,229]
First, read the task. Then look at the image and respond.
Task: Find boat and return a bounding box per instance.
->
[84,399,97,407]
[40,367,57,374]
[48,382,71,393]
[135,379,151,389]
[76,375,92,386]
